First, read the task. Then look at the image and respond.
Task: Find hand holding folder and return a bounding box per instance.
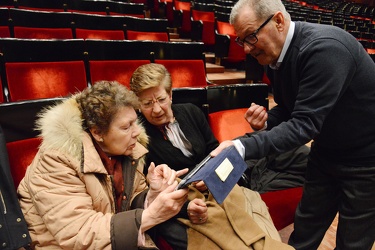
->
[176,146,247,204]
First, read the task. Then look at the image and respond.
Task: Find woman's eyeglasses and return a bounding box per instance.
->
[140,95,169,110]
[235,14,274,47]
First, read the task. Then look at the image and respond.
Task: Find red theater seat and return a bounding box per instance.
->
[214,12,246,66]
[173,0,191,36]
[155,59,208,88]
[191,3,215,50]
[13,27,73,39]
[6,61,87,101]
[208,108,253,142]
[72,13,127,40]
[84,39,154,86]
[75,28,125,40]
[9,8,74,39]
[0,39,88,102]
[126,30,169,41]
[260,187,303,230]
[6,137,41,189]
[208,106,303,231]
[89,60,150,87]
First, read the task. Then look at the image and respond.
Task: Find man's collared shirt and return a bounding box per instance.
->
[270,21,295,70]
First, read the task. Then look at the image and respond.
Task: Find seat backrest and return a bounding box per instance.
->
[216,19,235,36]
[0,8,11,38]
[9,8,74,39]
[90,60,150,87]
[126,30,169,41]
[215,16,246,63]
[0,98,65,142]
[213,4,232,14]
[68,0,144,17]
[191,7,215,45]
[151,41,207,87]
[208,107,253,142]
[207,83,269,113]
[260,187,303,230]
[0,0,16,8]
[191,9,215,22]
[85,39,154,61]
[151,40,205,60]
[174,0,190,11]
[107,1,145,17]
[214,0,235,7]
[76,28,125,40]
[15,0,67,12]
[173,0,191,34]
[0,38,88,102]
[72,12,127,40]
[0,74,4,103]
[67,0,111,15]
[172,87,208,118]
[124,16,169,40]
[84,39,153,86]
[155,59,207,87]
[6,137,41,188]
[124,16,169,32]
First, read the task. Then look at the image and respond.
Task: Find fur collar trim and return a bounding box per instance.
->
[35,97,149,162]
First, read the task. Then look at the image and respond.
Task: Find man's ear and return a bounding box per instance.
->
[274,11,285,30]
[90,127,103,142]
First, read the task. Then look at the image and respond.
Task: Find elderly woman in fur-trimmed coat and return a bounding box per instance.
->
[17,81,189,249]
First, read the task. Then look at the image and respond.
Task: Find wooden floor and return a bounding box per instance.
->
[279,215,338,249]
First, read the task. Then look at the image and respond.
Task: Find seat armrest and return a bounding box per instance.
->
[191,19,203,41]
[214,31,230,58]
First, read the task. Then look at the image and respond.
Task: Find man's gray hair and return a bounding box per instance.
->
[230,0,290,24]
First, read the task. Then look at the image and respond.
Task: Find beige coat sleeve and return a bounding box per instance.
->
[20,149,114,249]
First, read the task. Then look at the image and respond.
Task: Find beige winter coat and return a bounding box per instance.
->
[18,98,155,250]
[179,185,295,250]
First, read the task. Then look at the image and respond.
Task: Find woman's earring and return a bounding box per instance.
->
[99,138,104,142]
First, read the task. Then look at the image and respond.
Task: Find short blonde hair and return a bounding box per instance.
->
[130,63,172,96]
[76,81,139,133]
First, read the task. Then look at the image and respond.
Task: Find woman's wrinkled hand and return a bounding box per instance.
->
[187,198,208,224]
[192,180,207,192]
[142,181,189,231]
[147,162,188,193]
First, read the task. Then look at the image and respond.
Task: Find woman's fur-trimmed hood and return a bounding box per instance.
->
[35,97,149,161]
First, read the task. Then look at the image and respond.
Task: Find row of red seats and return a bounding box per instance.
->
[0,38,209,103]
[0,8,170,41]
[1,0,147,17]
[0,0,249,70]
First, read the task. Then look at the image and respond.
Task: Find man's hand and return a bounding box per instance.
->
[210,140,234,157]
[245,103,268,131]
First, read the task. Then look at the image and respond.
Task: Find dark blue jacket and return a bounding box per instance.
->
[241,22,375,165]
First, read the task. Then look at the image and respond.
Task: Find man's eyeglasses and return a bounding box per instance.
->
[235,14,274,47]
[140,95,169,110]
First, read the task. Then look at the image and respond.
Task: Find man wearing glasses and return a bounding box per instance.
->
[211,0,375,249]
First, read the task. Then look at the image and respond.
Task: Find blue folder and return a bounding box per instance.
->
[176,146,247,204]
